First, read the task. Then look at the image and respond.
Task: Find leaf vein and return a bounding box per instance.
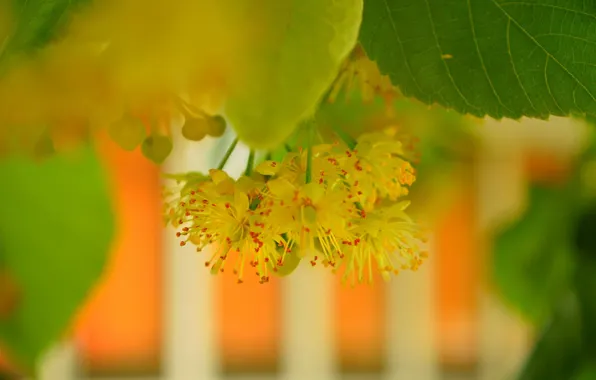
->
[499,1,596,23]
[492,0,596,111]
[544,56,565,114]
[423,0,480,111]
[467,0,514,115]
[506,18,540,115]
[380,0,429,98]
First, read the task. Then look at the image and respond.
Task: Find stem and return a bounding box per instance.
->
[174,95,208,119]
[340,176,364,211]
[331,124,357,150]
[244,150,255,176]
[394,153,411,162]
[305,124,314,184]
[217,138,238,170]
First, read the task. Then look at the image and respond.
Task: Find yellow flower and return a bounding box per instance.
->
[256,144,343,187]
[166,127,426,285]
[261,178,355,266]
[163,171,210,228]
[328,45,397,109]
[171,170,280,283]
[340,201,428,284]
[338,131,415,207]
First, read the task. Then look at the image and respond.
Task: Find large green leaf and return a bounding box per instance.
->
[360,0,596,120]
[0,145,114,371]
[492,185,576,325]
[225,0,363,150]
[0,0,90,66]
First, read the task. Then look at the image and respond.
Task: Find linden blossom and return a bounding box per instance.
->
[164,128,428,285]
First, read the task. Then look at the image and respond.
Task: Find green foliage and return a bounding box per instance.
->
[225,0,363,150]
[492,185,577,325]
[493,133,596,379]
[360,0,596,120]
[573,363,596,380]
[0,0,90,65]
[517,293,583,380]
[574,207,596,360]
[0,145,114,372]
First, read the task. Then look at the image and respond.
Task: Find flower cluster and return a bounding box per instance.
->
[164,129,428,284]
[328,45,397,108]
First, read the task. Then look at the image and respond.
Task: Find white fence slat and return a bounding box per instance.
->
[385,237,439,380]
[281,265,337,380]
[163,132,220,380]
[38,341,79,380]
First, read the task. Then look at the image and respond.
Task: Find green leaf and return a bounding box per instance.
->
[0,0,91,65]
[360,0,596,120]
[225,0,363,150]
[492,185,576,324]
[573,206,596,358]
[517,293,583,380]
[0,145,114,371]
[573,362,596,380]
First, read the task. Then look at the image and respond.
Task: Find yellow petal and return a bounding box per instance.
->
[209,169,231,184]
[312,144,332,155]
[267,178,295,199]
[255,160,280,176]
[234,191,249,219]
[216,178,235,195]
[236,175,261,193]
[302,183,324,203]
[395,200,411,211]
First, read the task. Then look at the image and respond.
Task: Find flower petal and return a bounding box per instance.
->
[255,160,280,176]
[234,191,249,219]
[267,178,295,199]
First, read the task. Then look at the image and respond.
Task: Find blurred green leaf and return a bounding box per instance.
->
[574,207,596,358]
[0,0,91,66]
[0,145,114,372]
[518,293,583,380]
[573,363,596,380]
[316,90,389,139]
[225,0,362,150]
[493,185,576,325]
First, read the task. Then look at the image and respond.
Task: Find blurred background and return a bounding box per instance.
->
[0,111,589,380]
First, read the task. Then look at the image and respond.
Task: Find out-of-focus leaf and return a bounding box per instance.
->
[574,205,596,358]
[225,0,363,150]
[0,145,114,371]
[493,185,576,325]
[0,0,91,65]
[316,90,390,139]
[573,363,596,380]
[518,293,582,380]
